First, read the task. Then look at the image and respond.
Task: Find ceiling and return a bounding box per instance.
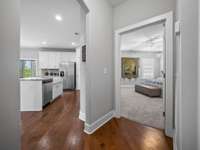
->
[108,0,127,6]
[20,0,82,49]
[120,23,164,52]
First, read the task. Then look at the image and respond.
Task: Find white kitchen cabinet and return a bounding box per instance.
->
[48,52,56,69]
[39,51,60,69]
[52,82,63,101]
[39,51,49,69]
[20,80,43,111]
[39,51,76,69]
[54,52,61,68]
[47,52,61,69]
[60,52,76,63]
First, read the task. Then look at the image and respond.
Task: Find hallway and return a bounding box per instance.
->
[21,91,172,150]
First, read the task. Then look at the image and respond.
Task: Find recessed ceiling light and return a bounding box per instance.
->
[55,14,63,21]
[72,42,76,46]
[42,41,47,45]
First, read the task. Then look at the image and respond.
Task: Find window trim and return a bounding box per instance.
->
[19,59,38,78]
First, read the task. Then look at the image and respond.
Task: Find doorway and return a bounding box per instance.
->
[120,22,165,129]
[114,12,174,137]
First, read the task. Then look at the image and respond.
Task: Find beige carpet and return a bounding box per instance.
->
[120,87,164,129]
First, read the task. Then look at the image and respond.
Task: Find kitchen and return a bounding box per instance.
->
[20,49,79,111]
[19,0,84,112]
[18,0,87,148]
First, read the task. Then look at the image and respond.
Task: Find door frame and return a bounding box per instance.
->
[114,12,174,137]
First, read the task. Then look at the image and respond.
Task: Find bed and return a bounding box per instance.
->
[135,78,163,97]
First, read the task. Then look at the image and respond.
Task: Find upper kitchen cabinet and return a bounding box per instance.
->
[39,51,60,69]
[39,51,49,69]
[48,52,60,69]
[54,52,61,68]
[39,51,76,69]
[60,52,76,63]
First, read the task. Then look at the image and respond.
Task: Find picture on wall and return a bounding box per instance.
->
[121,57,139,79]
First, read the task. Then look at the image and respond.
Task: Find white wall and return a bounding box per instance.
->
[176,0,199,149]
[113,0,176,30]
[174,0,181,149]
[76,48,81,90]
[0,0,20,149]
[82,0,114,125]
[199,0,200,149]
[78,7,87,120]
[77,46,87,120]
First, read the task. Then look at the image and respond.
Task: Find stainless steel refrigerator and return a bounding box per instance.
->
[59,62,76,90]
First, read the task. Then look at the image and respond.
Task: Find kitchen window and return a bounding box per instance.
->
[19,60,36,78]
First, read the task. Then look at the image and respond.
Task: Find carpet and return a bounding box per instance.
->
[120,87,164,129]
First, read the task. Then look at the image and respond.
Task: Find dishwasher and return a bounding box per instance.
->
[42,78,53,106]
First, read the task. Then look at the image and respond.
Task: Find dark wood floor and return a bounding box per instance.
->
[21,91,173,150]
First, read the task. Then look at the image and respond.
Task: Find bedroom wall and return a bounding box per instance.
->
[121,51,162,81]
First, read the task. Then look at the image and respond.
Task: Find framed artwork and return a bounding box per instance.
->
[121,57,139,79]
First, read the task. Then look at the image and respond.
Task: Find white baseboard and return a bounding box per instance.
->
[20,108,42,112]
[174,141,178,150]
[79,111,86,122]
[114,110,120,118]
[173,130,178,150]
[84,110,114,134]
[165,128,174,138]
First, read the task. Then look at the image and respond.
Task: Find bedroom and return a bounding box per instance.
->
[120,23,165,129]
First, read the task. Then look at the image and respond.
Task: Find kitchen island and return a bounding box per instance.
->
[20,77,63,111]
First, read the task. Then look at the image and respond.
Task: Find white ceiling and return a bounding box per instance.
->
[108,0,127,6]
[20,0,82,49]
[120,23,164,52]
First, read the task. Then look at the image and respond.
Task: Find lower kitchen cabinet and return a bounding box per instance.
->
[52,82,63,101]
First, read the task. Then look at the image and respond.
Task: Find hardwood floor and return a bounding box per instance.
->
[21,91,173,150]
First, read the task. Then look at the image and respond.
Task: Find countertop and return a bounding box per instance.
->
[20,76,63,84]
[20,77,53,81]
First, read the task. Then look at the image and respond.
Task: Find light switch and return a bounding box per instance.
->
[175,21,180,34]
[104,68,108,74]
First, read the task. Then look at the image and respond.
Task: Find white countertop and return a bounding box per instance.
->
[20,76,63,85]
[20,77,53,81]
